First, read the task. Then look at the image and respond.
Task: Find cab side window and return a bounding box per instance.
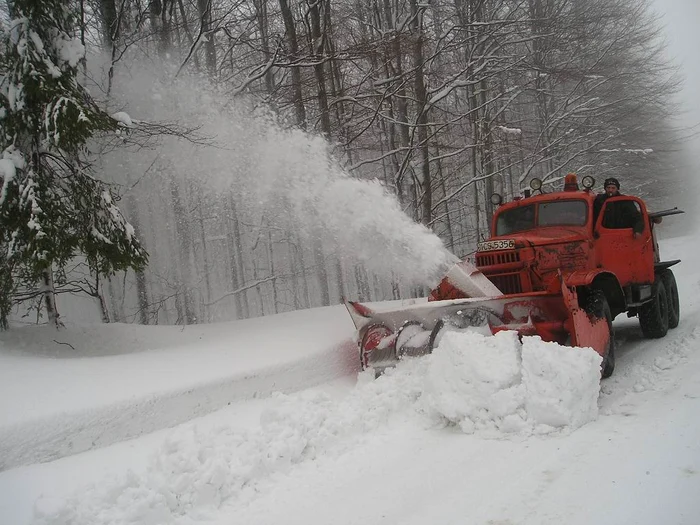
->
[602,200,643,232]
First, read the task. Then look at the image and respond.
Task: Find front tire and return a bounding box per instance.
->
[660,269,680,329]
[581,289,615,378]
[639,279,669,338]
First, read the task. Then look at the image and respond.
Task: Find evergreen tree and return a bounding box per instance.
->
[0,0,147,329]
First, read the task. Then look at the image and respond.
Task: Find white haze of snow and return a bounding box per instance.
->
[104,62,458,287]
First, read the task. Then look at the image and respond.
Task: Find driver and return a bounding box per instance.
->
[593,178,643,235]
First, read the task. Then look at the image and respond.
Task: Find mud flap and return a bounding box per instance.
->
[561,283,610,356]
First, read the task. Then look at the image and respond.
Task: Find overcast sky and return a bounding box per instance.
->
[646,0,699,226]
[651,0,700,132]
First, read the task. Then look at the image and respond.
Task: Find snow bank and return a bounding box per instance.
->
[35,331,602,525]
[424,331,601,434]
[521,337,601,429]
[0,307,359,470]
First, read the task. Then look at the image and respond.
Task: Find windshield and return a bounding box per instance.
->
[538,200,587,227]
[496,204,534,235]
[495,200,588,235]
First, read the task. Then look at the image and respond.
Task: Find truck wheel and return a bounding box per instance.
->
[582,290,615,378]
[660,269,680,329]
[639,280,669,338]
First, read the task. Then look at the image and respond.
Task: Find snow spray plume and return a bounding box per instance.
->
[103,63,457,288]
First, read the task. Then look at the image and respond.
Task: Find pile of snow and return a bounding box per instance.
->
[424,331,601,434]
[35,330,602,525]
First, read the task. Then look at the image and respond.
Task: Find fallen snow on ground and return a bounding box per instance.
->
[31,330,603,525]
[0,306,358,470]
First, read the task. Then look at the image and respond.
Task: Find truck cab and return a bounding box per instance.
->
[473,173,680,324]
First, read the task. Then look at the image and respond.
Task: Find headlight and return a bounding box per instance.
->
[581,175,595,189]
[529,178,543,191]
[490,193,503,205]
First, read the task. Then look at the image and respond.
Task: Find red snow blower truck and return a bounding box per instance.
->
[346,174,682,378]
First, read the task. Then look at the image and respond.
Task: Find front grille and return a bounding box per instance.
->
[488,273,523,294]
[476,251,520,267]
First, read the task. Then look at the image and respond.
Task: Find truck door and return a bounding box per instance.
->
[594,197,654,286]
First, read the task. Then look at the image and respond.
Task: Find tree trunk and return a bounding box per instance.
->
[410,0,431,226]
[197,0,217,77]
[266,224,279,314]
[308,0,332,136]
[254,0,274,93]
[99,0,118,46]
[479,77,495,220]
[293,232,311,308]
[385,0,411,206]
[107,275,123,322]
[227,193,249,318]
[0,255,12,330]
[225,205,243,318]
[169,175,197,324]
[312,234,330,306]
[95,273,110,323]
[151,0,172,57]
[279,0,307,129]
[42,268,61,328]
[127,193,149,324]
[435,141,455,251]
[194,184,212,322]
[354,264,371,302]
[334,257,345,301]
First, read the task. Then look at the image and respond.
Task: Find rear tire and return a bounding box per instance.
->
[639,279,669,338]
[581,290,615,379]
[660,269,680,329]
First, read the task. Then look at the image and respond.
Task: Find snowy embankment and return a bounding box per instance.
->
[0,306,358,470]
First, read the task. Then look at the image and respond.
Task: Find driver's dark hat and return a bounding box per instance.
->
[604,177,620,189]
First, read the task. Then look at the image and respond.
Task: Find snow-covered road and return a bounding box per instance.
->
[0,307,358,470]
[1,237,699,525]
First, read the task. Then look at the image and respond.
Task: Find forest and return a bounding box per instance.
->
[0,0,685,327]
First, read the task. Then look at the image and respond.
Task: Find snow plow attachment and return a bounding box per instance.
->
[346,279,610,374]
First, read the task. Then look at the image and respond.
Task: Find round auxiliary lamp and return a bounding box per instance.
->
[529,177,543,192]
[581,175,596,189]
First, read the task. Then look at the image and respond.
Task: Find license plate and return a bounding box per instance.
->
[477,239,515,252]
